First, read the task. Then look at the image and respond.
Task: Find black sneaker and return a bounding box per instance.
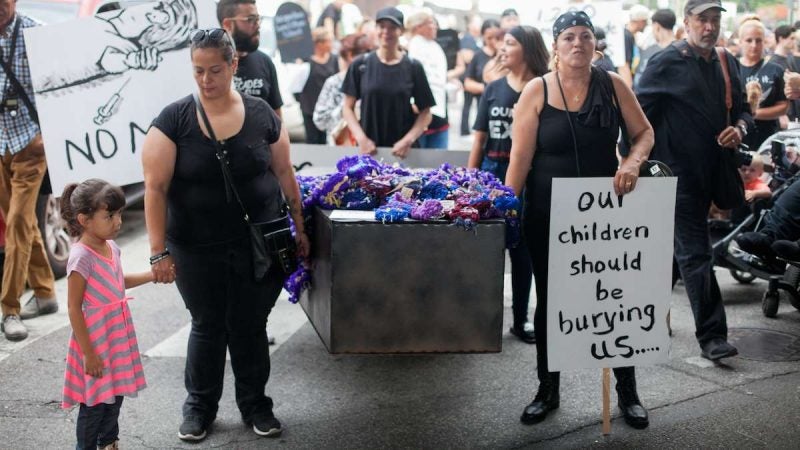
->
[252,415,282,437]
[178,416,207,442]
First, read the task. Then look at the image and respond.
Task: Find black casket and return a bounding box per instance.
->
[299,208,506,353]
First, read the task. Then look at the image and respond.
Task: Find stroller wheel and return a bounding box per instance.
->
[730,269,756,284]
[762,291,780,318]
[782,265,800,311]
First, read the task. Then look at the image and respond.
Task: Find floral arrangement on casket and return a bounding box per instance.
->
[283,155,521,303]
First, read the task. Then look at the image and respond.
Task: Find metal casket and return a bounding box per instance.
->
[299,208,506,353]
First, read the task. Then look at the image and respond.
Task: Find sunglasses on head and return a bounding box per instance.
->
[191,28,228,44]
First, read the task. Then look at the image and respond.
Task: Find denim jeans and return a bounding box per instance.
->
[481,157,533,327]
[75,396,123,450]
[417,128,449,150]
[674,190,729,346]
[169,238,285,425]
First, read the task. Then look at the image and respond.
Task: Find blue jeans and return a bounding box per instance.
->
[170,238,285,425]
[76,396,123,450]
[481,157,533,327]
[674,189,729,346]
[417,129,449,150]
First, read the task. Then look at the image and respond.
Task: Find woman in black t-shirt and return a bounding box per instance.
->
[738,19,789,150]
[299,28,338,144]
[342,7,435,158]
[468,26,549,344]
[141,29,309,442]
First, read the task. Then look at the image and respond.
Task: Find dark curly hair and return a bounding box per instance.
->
[60,179,125,237]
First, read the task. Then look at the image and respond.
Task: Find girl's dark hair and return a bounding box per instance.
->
[191,29,237,64]
[60,179,125,237]
[339,33,374,61]
[481,19,500,36]
[509,26,550,77]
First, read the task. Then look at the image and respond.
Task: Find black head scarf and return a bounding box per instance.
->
[552,11,595,40]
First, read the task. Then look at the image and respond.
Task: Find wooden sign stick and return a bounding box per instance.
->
[602,368,611,435]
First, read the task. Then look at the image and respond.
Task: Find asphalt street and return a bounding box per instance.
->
[1,209,799,449]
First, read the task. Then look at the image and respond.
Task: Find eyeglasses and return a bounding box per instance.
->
[233,15,261,26]
[191,28,228,44]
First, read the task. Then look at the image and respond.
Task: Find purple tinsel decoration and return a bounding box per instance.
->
[410,199,444,220]
[284,263,312,304]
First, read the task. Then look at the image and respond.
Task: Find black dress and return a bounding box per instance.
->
[524,67,623,379]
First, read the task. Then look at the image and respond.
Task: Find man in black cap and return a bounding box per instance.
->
[636,0,752,362]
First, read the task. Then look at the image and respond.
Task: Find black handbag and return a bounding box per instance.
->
[193,94,297,279]
[712,47,745,210]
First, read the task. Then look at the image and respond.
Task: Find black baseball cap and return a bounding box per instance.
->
[684,0,726,16]
[376,7,404,28]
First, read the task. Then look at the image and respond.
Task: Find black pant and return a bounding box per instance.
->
[460,92,479,135]
[170,238,285,425]
[674,190,729,346]
[303,113,327,144]
[76,396,123,450]
[760,179,800,241]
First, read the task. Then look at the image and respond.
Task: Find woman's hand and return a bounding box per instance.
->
[614,158,641,196]
[357,135,377,155]
[295,231,311,260]
[151,255,176,284]
[84,351,104,378]
[392,137,413,159]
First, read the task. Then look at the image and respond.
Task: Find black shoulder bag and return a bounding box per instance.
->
[193,94,297,279]
[712,47,745,209]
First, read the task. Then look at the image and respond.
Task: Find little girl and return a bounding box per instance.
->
[60,179,154,450]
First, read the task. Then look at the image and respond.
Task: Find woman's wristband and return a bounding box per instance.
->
[149,250,170,265]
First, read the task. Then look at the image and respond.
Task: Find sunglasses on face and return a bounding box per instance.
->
[191,28,228,44]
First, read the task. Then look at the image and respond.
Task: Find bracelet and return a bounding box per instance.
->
[149,250,170,265]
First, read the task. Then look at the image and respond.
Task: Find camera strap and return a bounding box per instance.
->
[0,19,39,125]
[715,47,733,125]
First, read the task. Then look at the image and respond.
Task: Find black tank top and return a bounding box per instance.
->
[526,71,620,218]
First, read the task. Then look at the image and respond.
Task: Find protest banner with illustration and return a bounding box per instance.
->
[530,0,626,68]
[24,0,218,194]
[547,178,676,372]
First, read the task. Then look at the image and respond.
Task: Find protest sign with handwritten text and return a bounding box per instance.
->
[547,178,676,371]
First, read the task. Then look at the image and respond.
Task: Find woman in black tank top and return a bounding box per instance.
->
[504,12,655,429]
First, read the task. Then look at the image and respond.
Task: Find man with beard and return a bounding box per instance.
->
[218,0,283,118]
[636,0,752,361]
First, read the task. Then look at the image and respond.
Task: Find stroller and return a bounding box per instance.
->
[711,138,800,318]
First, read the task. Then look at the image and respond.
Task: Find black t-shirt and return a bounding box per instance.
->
[624,29,636,69]
[465,49,492,84]
[460,34,479,52]
[151,94,283,246]
[341,52,436,147]
[741,60,786,148]
[234,50,284,111]
[769,53,800,72]
[299,56,338,115]
[473,77,520,161]
[593,53,617,73]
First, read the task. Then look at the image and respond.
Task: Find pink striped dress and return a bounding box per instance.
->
[62,241,146,408]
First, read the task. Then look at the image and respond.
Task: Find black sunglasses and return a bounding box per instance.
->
[191,28,228,44]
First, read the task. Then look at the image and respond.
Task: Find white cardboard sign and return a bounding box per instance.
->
[24,0,218,194]
[547,177,676,371]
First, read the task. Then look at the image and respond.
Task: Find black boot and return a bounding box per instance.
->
[520,373,560,424]
[614,367,649,429]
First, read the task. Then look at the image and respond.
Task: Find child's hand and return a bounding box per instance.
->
[84,352,104,378]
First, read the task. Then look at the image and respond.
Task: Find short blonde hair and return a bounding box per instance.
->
[739,16,766,35]
[405,10,434,32]
[312,27,332,43]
